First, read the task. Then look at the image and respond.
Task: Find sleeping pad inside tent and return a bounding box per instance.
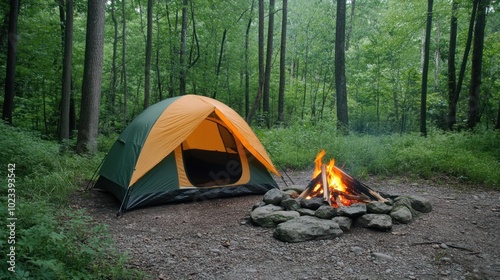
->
[94,94,280,212]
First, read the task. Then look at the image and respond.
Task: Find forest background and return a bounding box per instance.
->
[1,0,500,278]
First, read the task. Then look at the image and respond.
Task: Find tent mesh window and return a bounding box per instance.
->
[182,118,243,187]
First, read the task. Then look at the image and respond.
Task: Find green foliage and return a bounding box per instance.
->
[261,123,500,188]
[0,124,146,279]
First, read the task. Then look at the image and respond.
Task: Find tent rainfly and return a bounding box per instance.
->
[94,94,280,212]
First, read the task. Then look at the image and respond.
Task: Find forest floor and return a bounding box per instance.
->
[74,171,500,280]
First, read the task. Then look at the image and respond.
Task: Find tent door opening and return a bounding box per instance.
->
[181,118,243,187]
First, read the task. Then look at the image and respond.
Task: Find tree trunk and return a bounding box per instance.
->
[59,0,73,142]
[244,0,255,119]
[346,0,355,51]
[2,0,19,124]
[108,0,118,119]
[446,0,458,130]
[246,0,265,124]
[335,0,348,134]
[213,29,227,99]
[495,99,500,130]
[277,0,287,124]
[76,0,105,154]
[467,0,488,129]
[420,0,433,137]
[121,0,128,125]
[263,0,275,128]
[179,0,188,95]
[144,0,153,108]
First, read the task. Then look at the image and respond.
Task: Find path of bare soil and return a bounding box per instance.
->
[76,172,500,280]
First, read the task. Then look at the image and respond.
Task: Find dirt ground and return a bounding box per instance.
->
[76,172,500,280]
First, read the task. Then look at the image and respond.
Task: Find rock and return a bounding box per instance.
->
[283,184,307,194]
[393,196,419,217]
[356,214,392,231]
[371,252,394,261]
[296,208,316,216]
[367,201,393,214]
[350,246,364,255]
[282,189,299,199]
[338,203,367,218]
[250,204,284,227]
[408,196,432,213]
[299,197,325,210]
[332,216,353,231]
[315,205,338,219]
[263,188,284,205]
[281,197,301,211]
[273,216,343,243]
[267,210,301,225]
[390,205,413,224]
[251,201,266,211]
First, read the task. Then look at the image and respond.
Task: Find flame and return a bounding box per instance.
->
[310,150,355,207]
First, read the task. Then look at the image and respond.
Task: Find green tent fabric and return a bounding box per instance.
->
[94,95,279,212]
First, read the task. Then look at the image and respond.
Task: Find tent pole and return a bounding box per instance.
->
[85,153,107,191]
[116,188,131,218]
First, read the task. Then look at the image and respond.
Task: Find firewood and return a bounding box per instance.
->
[321,164,332,205]
[299,172,322,198]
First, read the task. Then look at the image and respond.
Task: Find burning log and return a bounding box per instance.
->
[299,150,388,207]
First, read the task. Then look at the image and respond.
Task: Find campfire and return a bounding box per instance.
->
[299,150,388,207]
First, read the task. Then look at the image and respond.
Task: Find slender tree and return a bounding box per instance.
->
[121,0,128,125]
[335,0,348,134]
[59,0,73,141]
[144,0,153,108]
[108,0,118,120]
[420,0,433,137]
[247,0,265,123]
[467,0,489,129]
[244,0,255,118]
[263,0,275,128]
[179,0,188,95]
[277,0,287,124]
[2,0,19,124]
[446,0,458,130]
[76,0,105,154]
[447,0,478,130]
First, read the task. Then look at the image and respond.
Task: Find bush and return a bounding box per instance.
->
[260,123,500,188]
[0,124,146,279]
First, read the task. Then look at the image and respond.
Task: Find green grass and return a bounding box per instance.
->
[260,123,500,188]
[0,124,146,279]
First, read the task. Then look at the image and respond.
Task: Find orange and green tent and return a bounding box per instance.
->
[94,94,279,212]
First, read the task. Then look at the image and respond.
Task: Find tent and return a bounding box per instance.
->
[94,94,280,212]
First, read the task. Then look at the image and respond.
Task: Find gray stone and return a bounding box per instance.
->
[393,197,419,217]
[251,201,266,211]
[338,203,367,218]
[250,204,284,227]
[371,252,394,261]
[266,211,301,225]
[367,201,393,214]
[350,246,364,255]
[332,216,353,231]
[263,188,284,205]
[282,189,299,199]
[408,196,432,213]
[283,184,307,194]
[273,216,343,243]
[296,208,316,216]
[356,214,392,231]
[281,197,301,211]
[390,205,413,224]
[299,197,325,210]
[315,205,338,219]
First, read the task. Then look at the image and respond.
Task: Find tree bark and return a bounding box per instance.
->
[263,0,275,128]
[213,29,227,99]
[244,0,255,119]
[179,0,188,95]
[246,0,265,124]
[420,0,433,137]
[144,0,153,108]
[495,99,500,130]
[76,0,105,154]
[2,0,19,124]
[467,0,488,129]
[277,0,287,124]
[59,0,73,142]
[121,0,128,125]
[335,0,349,134]
[108,0,118,119]
[446,0,458,130]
